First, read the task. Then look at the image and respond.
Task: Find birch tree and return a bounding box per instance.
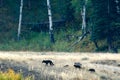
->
[81,0,87,35]
[69,0,88,48]
[17,0,23,40]
[71,0,88,40]
[47,0,55,43]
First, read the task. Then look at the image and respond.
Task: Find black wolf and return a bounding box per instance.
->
[42,60,54,66]
[74,62,82,69]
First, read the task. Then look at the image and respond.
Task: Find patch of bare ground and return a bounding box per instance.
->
[0,51,120,80]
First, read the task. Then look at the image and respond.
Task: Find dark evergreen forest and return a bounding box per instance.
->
[0,0,120,52]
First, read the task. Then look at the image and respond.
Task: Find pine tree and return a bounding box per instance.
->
[91,0,120,52]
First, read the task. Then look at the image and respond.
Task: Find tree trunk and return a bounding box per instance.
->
[47,0,55,43]
[107,0,110,14]
[0,0,3,7]
[81,0,87,35]
[107,36,112,52]
[28,0,31,9]
[17,0,23,40]
[93,40,99,49]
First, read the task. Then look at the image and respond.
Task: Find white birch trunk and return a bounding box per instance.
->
[47,0,54,43]
[47,0,53,31]
[81,0,87,34]
[17,0,23,40]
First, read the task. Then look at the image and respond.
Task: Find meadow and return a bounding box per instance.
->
[0,52,120,80]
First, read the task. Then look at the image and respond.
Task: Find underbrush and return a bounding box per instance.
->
[0,30,97,52]
[0,69,33,80]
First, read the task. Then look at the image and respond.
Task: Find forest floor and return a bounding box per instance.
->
[0,52,120,80]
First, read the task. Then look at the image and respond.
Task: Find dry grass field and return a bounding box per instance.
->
[0,52,120,80]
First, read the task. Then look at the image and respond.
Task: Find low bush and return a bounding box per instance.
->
[0,69,33,80]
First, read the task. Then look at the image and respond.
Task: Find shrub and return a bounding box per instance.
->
[0,69,33,80]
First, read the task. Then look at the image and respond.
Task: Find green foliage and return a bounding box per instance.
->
[0,29,95,52]
[71,0,84,14]
[0,0,119,52]
[91,0,120,51]
[53,41,69,52]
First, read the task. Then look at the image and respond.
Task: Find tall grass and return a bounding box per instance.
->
[0,52,120,80]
